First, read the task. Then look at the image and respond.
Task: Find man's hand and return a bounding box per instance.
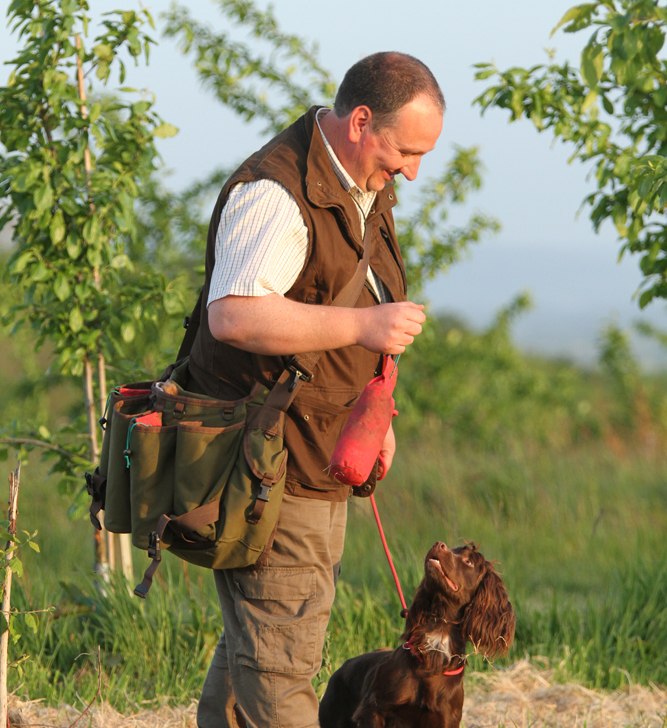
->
[209,294,426,356]
[377,422,396,480]
[356,302,425,355]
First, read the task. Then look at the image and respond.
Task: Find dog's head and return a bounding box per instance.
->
[408,541,515,659]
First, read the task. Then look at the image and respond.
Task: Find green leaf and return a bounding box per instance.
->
[639,289,653,308]
[111,254,131,270]
[69,307,83,333]
[11,558,23,578]
[163,289,183,315]
[89,103,101,123]
[30,261,51,282]
[83,215,99,243]
[38,425,51,439]
[49,210,66,245]
[581,90,598,112]
[474,68,496,80]
[551,3,596,37]
[28,541,40,553]
[33,184,54,215]
[66,234,81,260]
[153,123,179,139]
[86,247,102,268]
[24,613,37,634]
[11,251,35,274]
[581,43,603,88]
[93,43,113,61]
[53,273,71,302]
[121,321,135,343]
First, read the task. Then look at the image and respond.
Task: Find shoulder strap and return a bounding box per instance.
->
[176,224,372,412]
[176,288,203,361]
[264,223,372,413]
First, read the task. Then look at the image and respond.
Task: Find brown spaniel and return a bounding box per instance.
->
[319,542,515,728]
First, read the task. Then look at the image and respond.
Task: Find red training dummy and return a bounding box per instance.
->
[329,355,398,487]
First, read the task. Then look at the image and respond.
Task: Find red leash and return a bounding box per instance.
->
[370,493,408,618]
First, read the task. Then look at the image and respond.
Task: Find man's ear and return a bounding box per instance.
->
[347,105,373,143]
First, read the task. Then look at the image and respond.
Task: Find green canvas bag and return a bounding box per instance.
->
[85,225,371,598]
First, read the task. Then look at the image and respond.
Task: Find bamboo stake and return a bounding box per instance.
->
[75,35,93,190]
[83,359,99,462]
[0,463,21,728]
[119,534,133,585]
[85,359,108,581]
[76,36,114,583]
[96,354,117,572]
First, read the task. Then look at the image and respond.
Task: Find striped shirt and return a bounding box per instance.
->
[208,109,391,307]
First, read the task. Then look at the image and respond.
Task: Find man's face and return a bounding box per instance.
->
[355,95,443,193]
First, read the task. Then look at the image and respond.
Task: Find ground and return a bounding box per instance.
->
[7,661,666,727]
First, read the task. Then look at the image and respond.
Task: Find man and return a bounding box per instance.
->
[192,52,444,728]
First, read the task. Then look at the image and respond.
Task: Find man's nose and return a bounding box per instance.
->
[400,157,422,181]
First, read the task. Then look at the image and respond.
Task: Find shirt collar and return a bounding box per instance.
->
[315,108,376,217]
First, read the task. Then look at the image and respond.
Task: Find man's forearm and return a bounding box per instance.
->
[209,294,362,355]
[208,293,426,357]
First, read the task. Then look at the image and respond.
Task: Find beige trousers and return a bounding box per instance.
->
[197,493,347,728]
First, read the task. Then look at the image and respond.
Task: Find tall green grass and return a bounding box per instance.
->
[2,283,667,706]
[4,432,665,709]
[8,550,667,710]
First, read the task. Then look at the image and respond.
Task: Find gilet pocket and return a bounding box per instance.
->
[173,421,245,542]
[285,392,355,490]
[232,567,318,674]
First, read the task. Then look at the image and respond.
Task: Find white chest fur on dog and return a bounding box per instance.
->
[424,632,453,658]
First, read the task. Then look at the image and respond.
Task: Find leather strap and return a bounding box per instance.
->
[136,225,372,597]
[85,469,106,530]
[135,503,220,598]
[176,288,203,360]
[264,223,372,413]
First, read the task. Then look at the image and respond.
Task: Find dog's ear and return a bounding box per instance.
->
[462,564,516,658]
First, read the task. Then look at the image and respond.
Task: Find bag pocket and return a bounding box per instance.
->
[173,421,246,542]
[232,567,318,674]
[104,396,151,533]
[128,420,177,549]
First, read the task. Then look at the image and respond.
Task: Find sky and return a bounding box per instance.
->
[2,0,666,367]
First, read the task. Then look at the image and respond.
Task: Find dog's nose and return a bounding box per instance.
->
[433,541,449,552]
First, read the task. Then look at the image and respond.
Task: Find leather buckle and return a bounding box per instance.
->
[147,531,161,562]
[257,481,272,502]
[287,360,313,392]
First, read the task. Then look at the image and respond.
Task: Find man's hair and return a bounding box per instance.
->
[333,52,445,129]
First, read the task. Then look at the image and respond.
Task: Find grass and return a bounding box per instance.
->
[2,430,666,710]
[1,295,666,709]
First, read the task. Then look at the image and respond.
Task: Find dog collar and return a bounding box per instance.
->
[402,640,465,676]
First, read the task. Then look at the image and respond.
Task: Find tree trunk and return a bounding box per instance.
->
[0,463,21,728]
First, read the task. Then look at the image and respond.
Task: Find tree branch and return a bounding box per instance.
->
[0,439,79,460]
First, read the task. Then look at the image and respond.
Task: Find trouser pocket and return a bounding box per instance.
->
[232,567,318,674]
[174,422,245,541]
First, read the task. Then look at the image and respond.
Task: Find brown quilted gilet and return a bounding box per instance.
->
[189,106,407,500]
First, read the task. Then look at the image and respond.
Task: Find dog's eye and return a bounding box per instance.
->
[464,559,473,567]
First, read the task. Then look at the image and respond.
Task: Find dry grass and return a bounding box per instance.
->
[6,660,666,728]
[463,660,667,728]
